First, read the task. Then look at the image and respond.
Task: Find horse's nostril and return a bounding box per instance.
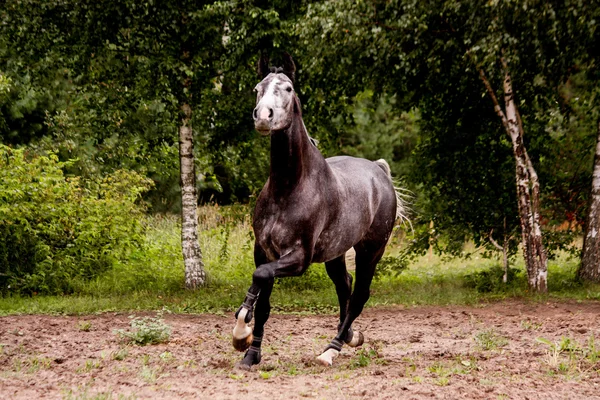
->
[268,108,273,119]
[253,108,258,120]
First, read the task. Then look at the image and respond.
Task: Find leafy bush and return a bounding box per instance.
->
[463,265,521,293]
[115,313,171,345]
[0,145,153,295]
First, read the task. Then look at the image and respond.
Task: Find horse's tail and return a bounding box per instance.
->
[374,159,411,226]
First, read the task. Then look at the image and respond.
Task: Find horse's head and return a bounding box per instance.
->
[253,53,297,135]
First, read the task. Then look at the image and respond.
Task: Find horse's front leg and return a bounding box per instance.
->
[232,245,307,368]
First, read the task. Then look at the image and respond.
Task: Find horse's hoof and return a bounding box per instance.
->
[237,348,261,369]
[232,308,253,351]
[346,330,364,348]
[232,333,253,352]
[316,348,340,366]
[236,362,252,371]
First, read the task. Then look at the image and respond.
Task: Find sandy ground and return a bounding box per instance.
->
[1,300,600,399]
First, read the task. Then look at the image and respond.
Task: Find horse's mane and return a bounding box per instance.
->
[292,94,318,148]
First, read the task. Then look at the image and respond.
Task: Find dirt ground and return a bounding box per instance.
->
[1,300,600,399]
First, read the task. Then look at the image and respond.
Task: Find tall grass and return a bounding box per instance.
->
[1,204,600,315]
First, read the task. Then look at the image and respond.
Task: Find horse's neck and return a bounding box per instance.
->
[269,116,319,194]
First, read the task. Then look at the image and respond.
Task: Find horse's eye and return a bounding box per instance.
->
[286,87,293,92]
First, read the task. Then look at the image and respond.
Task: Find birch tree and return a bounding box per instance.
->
[1,0,229,288]
[299,0,590,291]
[580,120,600,282]
[477,60,547,291]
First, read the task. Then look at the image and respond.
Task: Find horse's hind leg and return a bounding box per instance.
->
[317,240,386,366]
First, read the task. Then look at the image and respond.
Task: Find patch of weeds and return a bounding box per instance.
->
[259,370,272,379]
[182,359,197,369]
[76,359,102,373]
[428,361,447,375]
[112,347,129,361]
[287,364,299,375]
[474,329,508,351]
[140,354,151,366]
[77,321,92,332]
[159,351,174,363]
[139,365,158,383]
[536,335,600,378]
[115,312,171,346]
[349,343,387,369]
[454,355,479,374]
[332,372,351,380]
[27,356,52,373]
[13,355,52,373]
[435,376,450,386]
[229,373,244,380]
[521,320,542,331]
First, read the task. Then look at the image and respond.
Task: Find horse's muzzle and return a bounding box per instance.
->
[255,120,271,136]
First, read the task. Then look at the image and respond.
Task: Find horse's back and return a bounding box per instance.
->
[325,156,395,201]
[309,156,397,262]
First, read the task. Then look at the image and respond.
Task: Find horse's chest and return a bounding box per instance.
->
[254,212,298,261]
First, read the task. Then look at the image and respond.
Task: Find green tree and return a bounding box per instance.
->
[298,0,595,291]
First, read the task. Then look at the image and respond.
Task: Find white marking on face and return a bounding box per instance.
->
[259,76,280,111]
[254,74,295,131]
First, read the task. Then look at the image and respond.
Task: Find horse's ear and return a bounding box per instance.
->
[281,52,296,84]
[257,53,270,79]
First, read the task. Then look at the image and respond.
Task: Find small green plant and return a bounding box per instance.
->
[78,321,92,332]
[112,347,129,361]
[159,351,174,363]
[349,344,387,369]
[115,313,171,346]
[76,359,102,373]
[521,320,542,331]
[139,366,157,383]
[258,370,272,379]
[474,329,508,351]
[435,376,450,386]
[536,335,600,378]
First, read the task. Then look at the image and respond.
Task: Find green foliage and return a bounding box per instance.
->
[464,266,522,293]
[337,90,419,179]
[0,145,153,295]
[474,329,508,351]
[536,335,600,378]
[115,313,171,346]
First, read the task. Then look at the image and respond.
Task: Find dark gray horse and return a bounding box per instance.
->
[232,53,407,368]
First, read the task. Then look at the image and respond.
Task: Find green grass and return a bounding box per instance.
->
[1,205,600,315]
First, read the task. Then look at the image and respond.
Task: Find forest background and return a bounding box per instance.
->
[1,0,600,311]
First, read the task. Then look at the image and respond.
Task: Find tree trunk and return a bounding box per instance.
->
[489,218,509,283]
[478,62,548,292]
[579,119,600,282]
[179,102,206,289]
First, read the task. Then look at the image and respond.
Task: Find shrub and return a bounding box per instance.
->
[0,145,153,295]
[463,265,521,293]
[115,313,171,345]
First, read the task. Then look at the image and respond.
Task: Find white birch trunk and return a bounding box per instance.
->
[503,71,547,292]
[579,119,600,282]
[478,62,547,292]
[179,103,206,289]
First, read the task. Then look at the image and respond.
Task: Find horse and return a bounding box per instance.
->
[232,53,407,368]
